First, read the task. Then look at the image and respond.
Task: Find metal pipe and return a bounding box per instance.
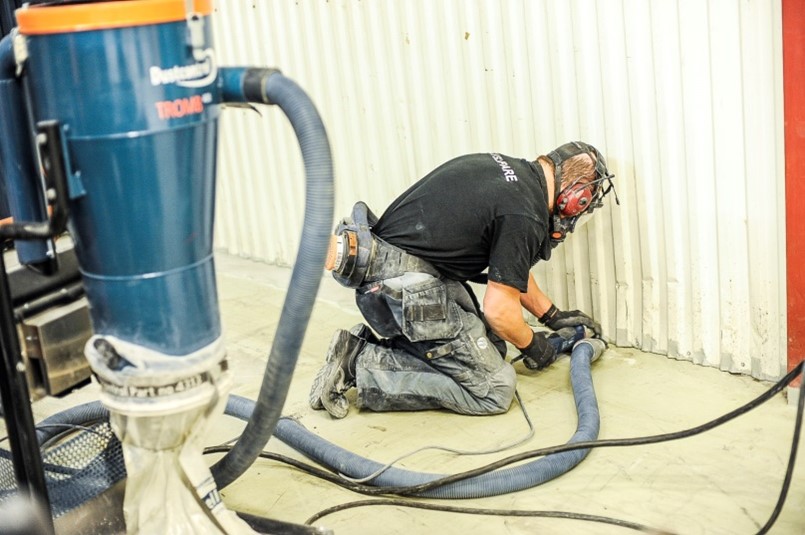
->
[0,250,54,534]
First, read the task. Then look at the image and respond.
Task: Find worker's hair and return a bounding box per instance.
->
[559,152,596,189]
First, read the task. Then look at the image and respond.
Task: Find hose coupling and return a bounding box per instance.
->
[573,337,607,363]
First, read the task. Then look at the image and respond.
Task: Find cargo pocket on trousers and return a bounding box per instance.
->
[401,275,462,342]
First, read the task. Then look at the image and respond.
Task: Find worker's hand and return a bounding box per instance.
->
[539,305,602,337]
[518,331,557,370]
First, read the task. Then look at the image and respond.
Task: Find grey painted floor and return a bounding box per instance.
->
[14,253,805,534]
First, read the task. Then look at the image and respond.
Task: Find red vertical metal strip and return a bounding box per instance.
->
[785,0,805,382]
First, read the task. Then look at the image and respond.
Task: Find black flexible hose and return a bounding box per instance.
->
[210,69,334,489]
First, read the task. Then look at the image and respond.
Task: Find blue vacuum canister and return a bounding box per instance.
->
[15,0,221,355]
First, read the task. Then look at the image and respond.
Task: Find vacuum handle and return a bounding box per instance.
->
[0,120,69,240]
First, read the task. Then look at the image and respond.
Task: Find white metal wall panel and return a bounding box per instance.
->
[209,0,785,381]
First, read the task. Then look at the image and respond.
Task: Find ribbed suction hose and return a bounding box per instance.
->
[35,338,605,498]
[227,337,606,498]
[210,68,334,489]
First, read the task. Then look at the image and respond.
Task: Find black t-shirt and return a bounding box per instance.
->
[373,153,551,292]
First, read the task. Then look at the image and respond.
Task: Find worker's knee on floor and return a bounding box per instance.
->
[500,362,518,398]
[479,362,517,414]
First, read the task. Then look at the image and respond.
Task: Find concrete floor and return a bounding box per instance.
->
[14,252,805,534]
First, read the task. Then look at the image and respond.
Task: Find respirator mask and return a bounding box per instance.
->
[547,141,619,248]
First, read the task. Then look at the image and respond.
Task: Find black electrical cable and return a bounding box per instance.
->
[203,447,671,532]
[755,365,804,535]
[380,361,804,496]
[1,423,109,476]
[244,361,802,498]
[303,500,670,534]
[1,422,109,449]
[204,360,804,534]
[38,421,108,450]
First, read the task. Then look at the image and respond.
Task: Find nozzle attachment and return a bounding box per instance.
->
[573,337,607,363]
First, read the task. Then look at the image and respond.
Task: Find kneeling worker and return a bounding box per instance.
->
[310,141,617,418]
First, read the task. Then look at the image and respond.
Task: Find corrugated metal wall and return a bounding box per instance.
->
[210,0,786,381]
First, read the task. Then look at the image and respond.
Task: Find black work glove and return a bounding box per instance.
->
[518,331,557,370]
[539,304,602,337]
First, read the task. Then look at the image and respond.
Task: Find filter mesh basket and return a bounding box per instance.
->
[0,422,125,518]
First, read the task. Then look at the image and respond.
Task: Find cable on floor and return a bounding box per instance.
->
[338,389,535,484]
[204,360,804,534]
[0,423,106,447]
[756,361,804,535]
[303,499,675,534]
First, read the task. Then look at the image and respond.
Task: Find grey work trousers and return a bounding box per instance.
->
[353,272,517,415]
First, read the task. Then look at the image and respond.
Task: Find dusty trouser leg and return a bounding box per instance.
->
[356,316,516,414]
[354,274,516,415]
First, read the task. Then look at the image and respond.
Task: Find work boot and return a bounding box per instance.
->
[309,324,372,418]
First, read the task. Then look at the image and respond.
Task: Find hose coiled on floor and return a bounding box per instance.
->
[227,338,604,498]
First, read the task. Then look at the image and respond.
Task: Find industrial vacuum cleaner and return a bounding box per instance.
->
[0,0,333,532]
